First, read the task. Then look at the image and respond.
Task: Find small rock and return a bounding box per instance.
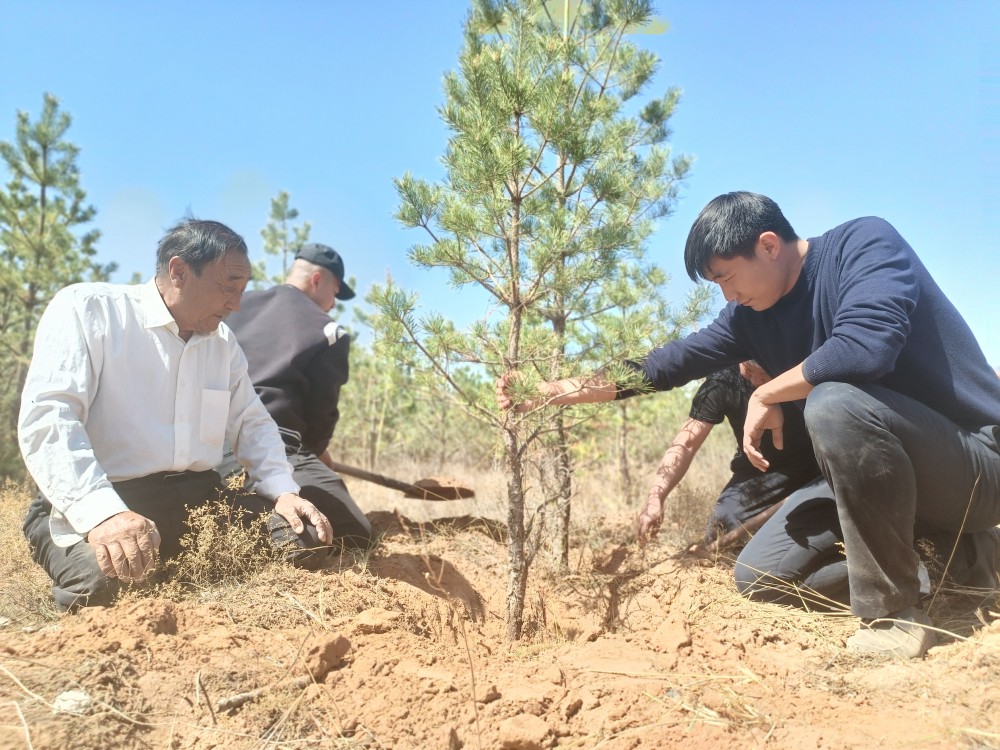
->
[498,714,551,749]
[306,634,352,679]
[564,696,583,720]
[477,683,501,703]
[353,607,402,634]
[52,690,91,715]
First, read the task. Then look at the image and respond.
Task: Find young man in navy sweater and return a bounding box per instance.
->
[498,191,1000,658]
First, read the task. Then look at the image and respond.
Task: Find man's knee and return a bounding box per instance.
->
[296,483,375,549]
[804,381,886,460]
[266,512,344,571]
[733,557,772,601]
[53,566,120,611]
[805,382,854,435]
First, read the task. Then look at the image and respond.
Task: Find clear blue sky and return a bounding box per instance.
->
[2,1,997,365]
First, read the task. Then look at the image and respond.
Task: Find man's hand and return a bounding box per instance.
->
[275,493,333,544]
[88,511,161,583]
[739,360,771,388]
[636,495,665,545]
[496,372,615,413]
[743,392,785,471]
[496,371,530,413]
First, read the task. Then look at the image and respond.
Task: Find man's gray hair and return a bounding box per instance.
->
[155,219,248,277]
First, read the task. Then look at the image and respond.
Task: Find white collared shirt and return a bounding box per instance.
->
[18,280,299,546]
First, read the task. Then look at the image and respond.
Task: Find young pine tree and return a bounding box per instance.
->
[256,190,311,287]
[0,93,112,479]
[374,0,703,639]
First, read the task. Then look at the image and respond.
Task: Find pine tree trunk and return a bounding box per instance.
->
[617,401,631,499]
[503,426,529,641]
[552,415,572,570]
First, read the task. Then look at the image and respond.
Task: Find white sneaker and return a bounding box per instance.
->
[846,607,936,658]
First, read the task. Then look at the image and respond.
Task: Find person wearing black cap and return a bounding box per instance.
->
[225,243,374,560]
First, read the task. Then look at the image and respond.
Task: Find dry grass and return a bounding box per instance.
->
[0,481,59,627]
[160,497,276,588]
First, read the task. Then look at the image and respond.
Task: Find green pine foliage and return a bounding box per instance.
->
[256,190,311,287]
[372,0,709,639]
[0,94,112,480]
[328,338,499,473]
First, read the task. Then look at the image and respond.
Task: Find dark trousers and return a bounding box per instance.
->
[285,450,373,549]
[217,448,374,551]
[23,470,225,610]
[735,383,1000,619]
[706,463,820,543]
[734,478,850,608]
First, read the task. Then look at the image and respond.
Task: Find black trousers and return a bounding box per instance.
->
[24,470,226,610]
[734,383,1000,618]
[285,450,374,548]
[217,447,374,550]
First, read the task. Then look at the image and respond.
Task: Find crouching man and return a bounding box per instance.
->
[499,192,1000,658]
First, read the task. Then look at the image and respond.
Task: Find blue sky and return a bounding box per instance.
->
[2,1,997,365]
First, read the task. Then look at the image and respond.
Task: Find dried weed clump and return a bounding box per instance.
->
[160,495,276,590]
[0,480,58,626]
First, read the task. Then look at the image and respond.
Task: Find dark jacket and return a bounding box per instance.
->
[226,285,350,455]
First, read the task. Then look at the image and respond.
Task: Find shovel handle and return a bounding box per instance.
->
[326,460,423,494]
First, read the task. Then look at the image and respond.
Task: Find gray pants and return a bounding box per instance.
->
[734,382,1000,619]
[706,463,820,544]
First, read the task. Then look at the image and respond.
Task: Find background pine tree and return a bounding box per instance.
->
[0,94,112,480]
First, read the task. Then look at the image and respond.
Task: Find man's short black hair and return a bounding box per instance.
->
[155,219,248,277]
[684,192,799,281]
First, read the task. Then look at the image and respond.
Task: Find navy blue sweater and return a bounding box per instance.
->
[632,217,1000,431]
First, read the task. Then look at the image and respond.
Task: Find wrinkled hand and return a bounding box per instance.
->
[275,493,333,544]
[743,392,784,472]
[88,511,161,583]
[636,496,664,545]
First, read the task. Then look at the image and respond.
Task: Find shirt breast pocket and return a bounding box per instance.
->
[199,388,230,447]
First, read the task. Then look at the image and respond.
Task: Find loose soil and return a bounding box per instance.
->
[1,505,999,749]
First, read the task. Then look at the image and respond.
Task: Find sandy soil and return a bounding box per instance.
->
[1,504,999,749]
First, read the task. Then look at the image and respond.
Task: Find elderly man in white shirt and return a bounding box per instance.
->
[19,219,334,611]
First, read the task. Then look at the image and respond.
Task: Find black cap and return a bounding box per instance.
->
[295,243,355,300]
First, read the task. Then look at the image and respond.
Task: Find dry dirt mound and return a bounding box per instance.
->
[1,512,999,749]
